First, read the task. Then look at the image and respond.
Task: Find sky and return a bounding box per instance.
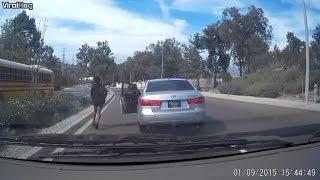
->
[0,0,319,64]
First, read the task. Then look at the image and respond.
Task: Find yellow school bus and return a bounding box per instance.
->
[0,58,54,101]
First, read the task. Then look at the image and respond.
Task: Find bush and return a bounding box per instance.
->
[217,67,305,98]
[49,94,80,114]
[246,82,280,98]
[217,79,249,95]
[310,70,320,88]
[0,93,89,128]
[283,80,302,94]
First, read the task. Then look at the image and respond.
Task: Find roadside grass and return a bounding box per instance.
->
[0,93,91,135]
[218,67,320,98]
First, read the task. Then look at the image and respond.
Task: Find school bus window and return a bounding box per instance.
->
[18,70,23,81]
[17,70,23,81]
[0,67,4,80]
[48,75,51,82]
[13,69,17,81]
[23,71,26,81]
[26,72,31,81]
[5,67,12,80]
[37,74,41,82]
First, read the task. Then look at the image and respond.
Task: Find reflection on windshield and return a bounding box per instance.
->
[0,0,320,163]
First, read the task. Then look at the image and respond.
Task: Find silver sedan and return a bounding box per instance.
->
[138,78,206,131]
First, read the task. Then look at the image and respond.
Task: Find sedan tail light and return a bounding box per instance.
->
[187,96,205,105]
[138,99,161,106]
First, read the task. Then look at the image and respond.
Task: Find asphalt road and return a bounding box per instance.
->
[31,88,320,161]
[81,88,320,137]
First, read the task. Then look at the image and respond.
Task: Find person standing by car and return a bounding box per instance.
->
[90,76,107,129]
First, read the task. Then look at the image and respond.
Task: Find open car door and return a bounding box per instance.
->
[120,82,140,114]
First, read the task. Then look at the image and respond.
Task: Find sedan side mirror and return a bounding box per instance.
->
[196,86,201,91]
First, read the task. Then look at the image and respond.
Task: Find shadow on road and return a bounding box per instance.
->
[223,123,320,138]
[141,116,226,136]
[98,122,138,130]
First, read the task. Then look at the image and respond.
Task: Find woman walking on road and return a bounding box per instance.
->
[91,76,107,129]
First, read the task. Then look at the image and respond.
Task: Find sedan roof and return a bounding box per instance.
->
[148,78,187,82]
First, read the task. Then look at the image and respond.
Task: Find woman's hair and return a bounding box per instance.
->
[93,76,101,85]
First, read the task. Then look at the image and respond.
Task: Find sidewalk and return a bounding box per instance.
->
[202,91,320,112]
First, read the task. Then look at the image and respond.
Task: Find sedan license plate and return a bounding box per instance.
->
[168,100,181,108]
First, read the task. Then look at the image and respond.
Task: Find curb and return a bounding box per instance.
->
[202,92,320,112]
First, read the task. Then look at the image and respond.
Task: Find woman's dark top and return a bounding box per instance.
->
[91,83,107,106]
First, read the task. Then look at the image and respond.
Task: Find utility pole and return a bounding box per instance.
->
[112,70,115,86]
[161,42,164,79]
[62,48,69,87]
[301,0,310,104]
[73,54,76,84]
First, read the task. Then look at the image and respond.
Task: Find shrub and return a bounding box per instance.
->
[246,82,280,98]
[310,70,320,88]
[49,94,80,115]
[283,67,301,82]
[0,93,89,128]
[217,79,249,95]
[283,80,302,94]
[217,67,305,98]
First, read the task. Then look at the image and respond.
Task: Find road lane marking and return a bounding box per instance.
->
[119,96,123,114]
[43,95,116,161]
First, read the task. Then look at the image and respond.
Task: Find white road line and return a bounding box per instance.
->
[43,95,116,161]
[119,96,123,114]
[239,149,247,153]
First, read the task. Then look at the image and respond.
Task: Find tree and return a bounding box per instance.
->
[153,39,184,78]
[40,45,61,71]
[181,44,205,87]
[282,32,305,69]
[130,51,155,81]
[311,24,320,63]
[220,5,272,76]
[271,45,282,68]
[121,38,185,81]
[76,41,115,81]
[0,11,42,63]
[195,23,230,88]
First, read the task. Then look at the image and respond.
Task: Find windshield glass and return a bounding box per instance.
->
[146,80,195,92]
[0,0,320,164]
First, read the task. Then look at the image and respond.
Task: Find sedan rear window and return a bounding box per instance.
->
[146,80,195,92]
